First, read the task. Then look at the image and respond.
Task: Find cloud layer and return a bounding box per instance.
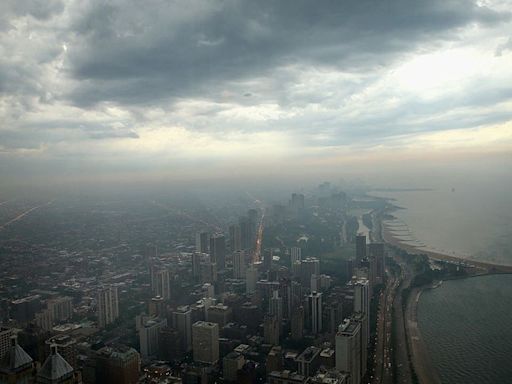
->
[1,0,512,182]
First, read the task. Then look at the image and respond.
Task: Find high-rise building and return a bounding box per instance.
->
[355,235,367,265]
[47,297,73,322]
[172,306,192,352]
[263,315,280,345]
[192,321,219,364]
[263,249,273,272]
[45,335,77,368]
[290,247,302,265]
[0,327,14,361]
[93,345,140,384]
[369,243,385,284]
[353,278,370,348]
[206,304,232,328]
[10,295,41,325]
[296,346,321,377]
[336,319,361,384]
[266,346,283,375]
[233,250,246,279]
[238,217,251,250]
[37,344,78,384]
[291,306,304,340]
[301,258,320,287]
[139,316,167,359]
[0,336,35,384]
[196,232,209,253]
[269,290,283,325]
[152,269,171,301]
[97,286,119,328]
[307,292,322,335]
[201,261,217,284]
[210,235,226,270]
[229,224,242,252]
[158,327,183,361]
[245,265,258,293]
[223,351,245,382]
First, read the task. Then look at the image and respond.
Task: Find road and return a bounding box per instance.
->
[372,274,399,384]
[0,200,53,231]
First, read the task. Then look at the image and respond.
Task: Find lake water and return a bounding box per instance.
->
[371,179,512,383]
[417,274,512,384]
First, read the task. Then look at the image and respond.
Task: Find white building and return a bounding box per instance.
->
[97,286,119,328]
[139,316,167,359]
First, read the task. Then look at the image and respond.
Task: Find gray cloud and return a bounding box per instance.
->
[64,0,508,107]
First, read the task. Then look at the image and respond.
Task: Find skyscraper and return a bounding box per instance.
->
[263,315,280,345]
[210,234,226,270]
[152,269,171,301]
[139,317,167,359]
[290,246,302,265]
[229,224,242,252]
[307,292,323,335]
[269,290,283,325]
[336,319,361,384]
[245,265,258,293]
[172,306,192,352]
[355,235,367,265]
[0,336,35,384]
[196,232,209,253]
[97,286,119,328]
[233,250,246,279]
[192,321,219,364]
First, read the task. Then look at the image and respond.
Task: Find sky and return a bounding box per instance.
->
[1,0,511,188]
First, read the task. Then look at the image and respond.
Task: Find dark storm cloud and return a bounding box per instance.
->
[65,0,508,107]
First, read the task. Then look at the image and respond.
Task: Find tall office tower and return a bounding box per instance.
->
[263,249,273,272]
[297,346,321,377]
[45,335,77,368]
[10,295,41,324]
[268,290,283,325]
[139,317,167,359]
[291,306,305,340]
[263,315,280,345]
[353,279,370,347]
[290,193,305,213]
[369,243,385,284]
[310,274,321,292]
[210,234,226,270]
[202,283,215,298]
[37,344,78,384]
[172,306,192,352]
[291,260,302,278]
[223,351,245,382]
[290,246,302,265]
[196,232,209,253]
[0,336,35,384]
[152,269,171,301]
[229,224,242,252]
[93,345,140,384]
[352,312,368,379]
[148,296,165,317]
[158,327,184,361]
[290,281,302,307]
[265,346,283,375]
[47,297,73,322]
[97,286,119,328]
[192,252,203,279]
[192,321,219,364]
[325,302,344,336]
[355,235,367,266]
[201,261,218,284]
[0,327,14,360]
[336,319,362,384]
[301,257,320,286]
[233,250,246,279]
[206,304,232,328]
[238,216,252,250]
[245,265,258,293]
[307,292,323,335]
